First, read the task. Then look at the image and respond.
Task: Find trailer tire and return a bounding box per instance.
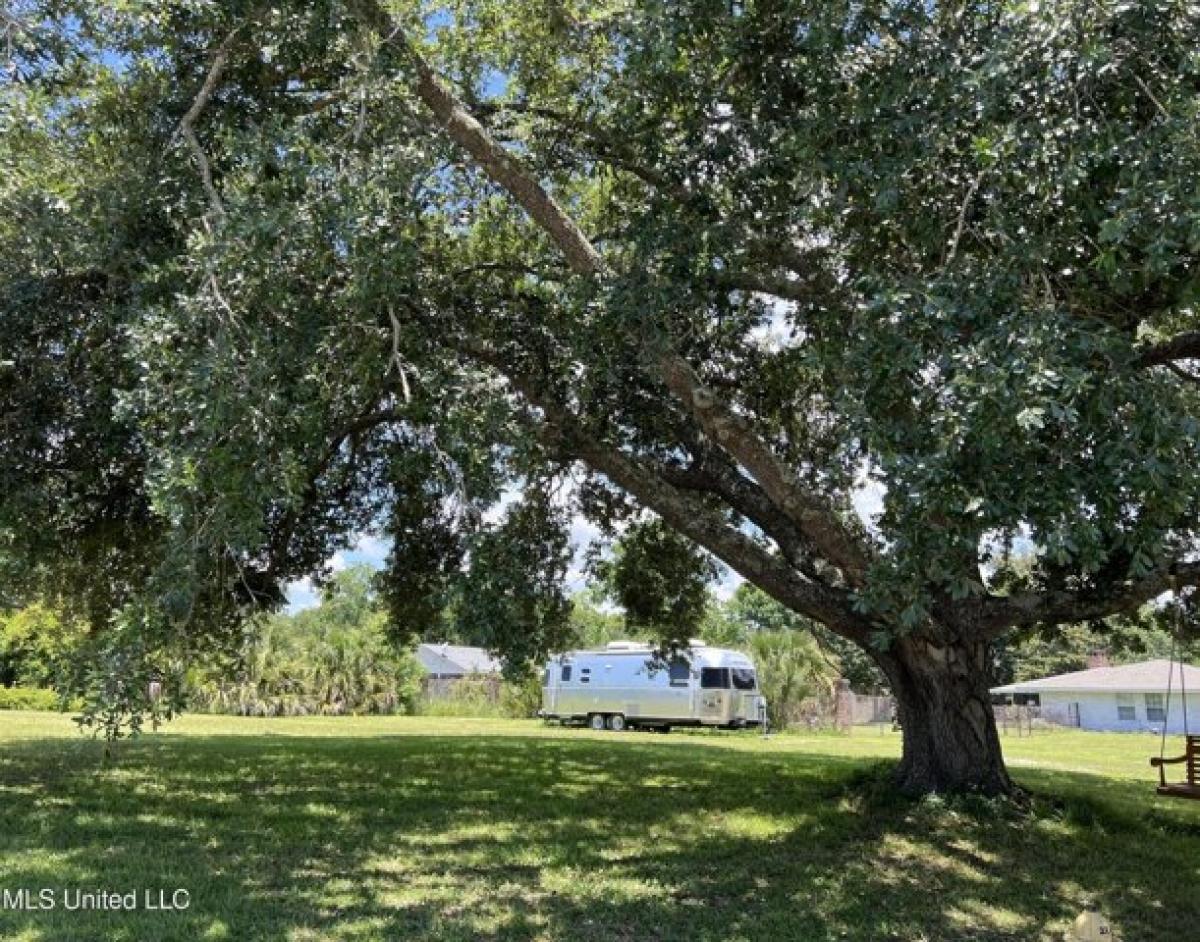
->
[588,713,607,731]
[607,714,626,732]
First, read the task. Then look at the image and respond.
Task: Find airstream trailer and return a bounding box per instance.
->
[540,641,767,731]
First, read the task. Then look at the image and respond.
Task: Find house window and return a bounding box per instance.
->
[1116,693,1136,722]
[668,660,690,687]
[561,665,572,683]
[1145,693,1166,724]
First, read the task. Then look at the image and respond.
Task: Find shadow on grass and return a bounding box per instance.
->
[0,730,1197,941]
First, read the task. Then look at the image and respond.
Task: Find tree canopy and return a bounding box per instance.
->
[2,0,1198,792]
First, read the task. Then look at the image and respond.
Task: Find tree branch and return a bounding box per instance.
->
[474,101,683,197]
[658,459,808,562]
[1165,362,1200,385]
[655,354,873,584]
[1135,331,1200,369]
[267,404,407,576]
[480,104,845,310]
[351,0,603,276]
[968,559,1200,638]
[176,23,252,224]
[942,170,984,268]
[568,430,867,641]
[460,340,867,640]
[473,103,828,305]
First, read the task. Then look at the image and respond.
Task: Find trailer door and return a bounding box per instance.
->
[543,665,556,714]
[552,661,573,714]
[699,667,731,721]
[664,657,692,720]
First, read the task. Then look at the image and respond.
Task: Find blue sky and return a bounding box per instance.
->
[286,534,392,611]
[284,477,888,612]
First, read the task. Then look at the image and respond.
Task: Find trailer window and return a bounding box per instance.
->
[668,660,690,687]
[730,668,757,691]
[561,665,572,683]
[700,668,730,689]
[580,668,591,684]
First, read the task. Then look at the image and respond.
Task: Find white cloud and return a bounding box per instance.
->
[285,576,319,613]
[747,298,796,350]
[852,463,886,530]
[481,486,520,524]
[354,534,390,565]
[852,480,885,528]
[713,568,743,601]
[564,564,590,594]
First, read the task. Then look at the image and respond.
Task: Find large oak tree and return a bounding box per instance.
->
[2,0,1199,794]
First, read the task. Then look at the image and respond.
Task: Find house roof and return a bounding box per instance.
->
[415,643,502,677]
[992,659,1200,695]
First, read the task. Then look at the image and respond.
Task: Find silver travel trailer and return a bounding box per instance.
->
[540,641,767,731]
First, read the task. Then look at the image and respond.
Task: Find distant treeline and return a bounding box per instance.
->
[3,564,1196,728]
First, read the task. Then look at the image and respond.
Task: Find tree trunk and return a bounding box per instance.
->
[876,633,1014,797]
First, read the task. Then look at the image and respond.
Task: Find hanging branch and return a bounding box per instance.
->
[175,19,259,224]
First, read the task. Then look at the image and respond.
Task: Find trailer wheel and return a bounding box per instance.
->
[607,714,626,732]
[588,713,607,731]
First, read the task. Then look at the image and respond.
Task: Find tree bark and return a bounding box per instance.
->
[875,633,1014,797]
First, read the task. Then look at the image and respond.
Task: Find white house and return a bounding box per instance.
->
[991,659,1200,733]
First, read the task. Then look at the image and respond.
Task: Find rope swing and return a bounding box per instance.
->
[1150,580,1199,800]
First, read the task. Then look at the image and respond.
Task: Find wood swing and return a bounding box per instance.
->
[1151,735,1199,800]
[1149,602,1198,800]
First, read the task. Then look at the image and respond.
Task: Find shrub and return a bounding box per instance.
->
[0,603,86,688]
[414,674,546,719]
[415,677,505,717]
[749,631,838,730]
[0,686,65,711]
[500,673,544,718]
[186,570,426,717]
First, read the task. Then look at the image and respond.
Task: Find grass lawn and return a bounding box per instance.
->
[1,712,1197,941]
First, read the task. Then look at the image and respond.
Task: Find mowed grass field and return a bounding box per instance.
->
[1,713,1198,941]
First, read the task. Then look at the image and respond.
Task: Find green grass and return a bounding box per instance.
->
[1,713,1197,941]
